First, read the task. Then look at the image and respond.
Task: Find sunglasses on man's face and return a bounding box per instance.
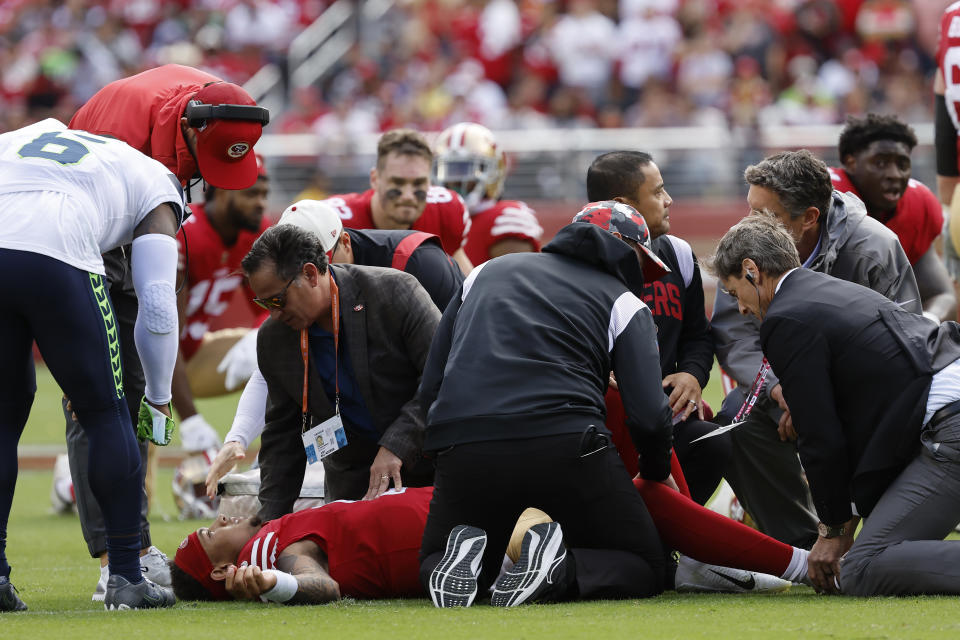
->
[252,274,298,311]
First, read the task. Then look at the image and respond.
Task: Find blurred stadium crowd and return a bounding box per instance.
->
[0,0,950,136]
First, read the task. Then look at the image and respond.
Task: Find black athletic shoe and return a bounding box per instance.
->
[429,525,487,608]
[491,521,570,607]
[0,576,27,612]
[103,574,175,610]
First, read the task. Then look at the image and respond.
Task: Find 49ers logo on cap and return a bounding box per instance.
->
[227,142,250,158]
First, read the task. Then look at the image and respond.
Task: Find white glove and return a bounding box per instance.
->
[180,414,222,452]
[217,329,259,391]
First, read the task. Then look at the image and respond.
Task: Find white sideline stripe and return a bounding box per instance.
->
[608,292,647,352]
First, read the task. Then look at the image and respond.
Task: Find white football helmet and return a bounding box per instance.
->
[172,449,220,520]
[432,122,507,210]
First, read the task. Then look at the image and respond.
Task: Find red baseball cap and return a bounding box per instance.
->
[190,82,264,190]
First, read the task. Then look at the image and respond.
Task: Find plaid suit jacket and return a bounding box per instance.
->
[256,264,440,519]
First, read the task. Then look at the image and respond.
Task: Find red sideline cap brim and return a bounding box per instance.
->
[197,147,259,190]
[639,245,671,282]
[194,117,263,190]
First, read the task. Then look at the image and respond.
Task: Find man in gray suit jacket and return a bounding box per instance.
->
[711,150,922,549]
[710,214,960,597]
[241,225,439,519]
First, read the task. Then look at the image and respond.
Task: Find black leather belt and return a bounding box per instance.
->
[930,398,960,426]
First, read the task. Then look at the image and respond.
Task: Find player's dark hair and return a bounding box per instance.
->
[169,561,216,602]
[586,151,654,202]
[838,113,918,160]
[242,223,329,280]
[744,150,833,220]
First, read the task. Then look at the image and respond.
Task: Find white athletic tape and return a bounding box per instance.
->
[260,570,298,603]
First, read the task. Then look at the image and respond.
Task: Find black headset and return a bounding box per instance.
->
[183,100,270,128]
[745,269,764,318]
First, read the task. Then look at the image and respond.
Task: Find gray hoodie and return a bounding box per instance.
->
[712,190,921,395]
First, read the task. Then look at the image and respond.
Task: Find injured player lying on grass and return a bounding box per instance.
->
[169,487,811,605]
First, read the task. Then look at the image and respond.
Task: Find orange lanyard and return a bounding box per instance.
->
[300,272,340,431]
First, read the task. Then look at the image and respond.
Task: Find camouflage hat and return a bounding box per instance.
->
[573,200,671,281]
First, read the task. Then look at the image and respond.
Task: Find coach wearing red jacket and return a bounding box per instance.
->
[63,64,267,604]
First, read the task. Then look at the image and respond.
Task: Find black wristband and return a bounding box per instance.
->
[936,93,960,178]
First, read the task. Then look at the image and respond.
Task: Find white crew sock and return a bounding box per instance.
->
[781,547,811,585]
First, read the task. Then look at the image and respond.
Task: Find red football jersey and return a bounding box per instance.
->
[322,187,470,257]
[177,203,270,359]
[939,1,960,164]
[938,2,960,83]
[463,200,544,266]
[829,167,942,265]
[236,487,432,599]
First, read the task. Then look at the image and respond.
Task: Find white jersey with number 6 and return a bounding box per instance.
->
[0,118,185,275]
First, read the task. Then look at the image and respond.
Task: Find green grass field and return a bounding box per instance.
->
[7,366,960,638]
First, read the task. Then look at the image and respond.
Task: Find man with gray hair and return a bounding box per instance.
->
[709,214,960,596]
[712,150,921,549]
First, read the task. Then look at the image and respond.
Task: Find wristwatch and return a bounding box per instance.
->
[817,522,847,538]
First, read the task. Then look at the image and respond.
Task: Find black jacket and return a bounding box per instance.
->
[761,268,960,524]
[347,228,463,311]
[257,264,440,516]
[644,234,713,386]
[419,223,674,480]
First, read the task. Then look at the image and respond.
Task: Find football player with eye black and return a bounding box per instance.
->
[320,129,474,275]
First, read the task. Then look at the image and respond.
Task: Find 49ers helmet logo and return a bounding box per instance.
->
[227,142,250,158]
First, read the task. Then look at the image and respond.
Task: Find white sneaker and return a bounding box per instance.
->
[92,565,109,602]
[674,555,791,594]
[140,546,171,587]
